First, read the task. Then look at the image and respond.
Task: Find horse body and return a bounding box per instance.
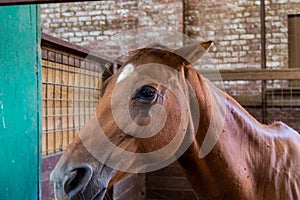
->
[178,71,300,199]
[50,42,300,200]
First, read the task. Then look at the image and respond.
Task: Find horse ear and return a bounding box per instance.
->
[174,41,213,64]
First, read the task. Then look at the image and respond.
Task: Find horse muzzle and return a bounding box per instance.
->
[50,163,93,200]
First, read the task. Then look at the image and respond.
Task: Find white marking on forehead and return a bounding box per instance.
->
[117,63,135,83]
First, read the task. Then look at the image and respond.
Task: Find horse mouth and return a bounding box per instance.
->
[67,184,108,200]
[91,188,108,200]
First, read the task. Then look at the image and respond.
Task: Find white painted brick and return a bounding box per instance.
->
[41,14,48,19]
[242,46,250,51]
[84,36,95,41]
[223,57,239,63]
[78,16,91,21]
[271,55,284,61]
[232,51,247,57]
[236,13,243,18]
[96,36,109,41]
[224,35,239,40]
[75,31,88,37]
[85,21,92,26]
[243,12,251,17]
[75,11,88,16]
[267,62,280,67]
[99,21,106,25]
[103,30,117,35]
[62,32,74,37]
[52,18,64,23]
[230,40,247,46]
[240,34,255,39]
[43,8,54,13]
[49,23,59,28]
[216,52,231,57]
[56,28,65,33]
[62,12,73,17]
[65,17,77,23]
[219,41,230,46]
[224,24,238,29]
[70,37,82,43]
[267,44,275,49]
[246,17,260,23]
[92,15,106,21]
[89,10,102,16]
[90,31,101,36]
[217,64,232,69]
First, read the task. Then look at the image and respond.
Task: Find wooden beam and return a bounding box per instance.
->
[201,68,300,81]
[0,0,102,6]
[42,33,122,67]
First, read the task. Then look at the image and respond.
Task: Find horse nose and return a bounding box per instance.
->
[50,164,93,199]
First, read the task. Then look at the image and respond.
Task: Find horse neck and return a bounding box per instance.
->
[178,70,264,199]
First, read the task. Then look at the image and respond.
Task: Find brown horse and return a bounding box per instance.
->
[50,42,300,200]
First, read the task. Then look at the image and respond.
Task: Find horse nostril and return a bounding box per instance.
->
[63,165,93,199]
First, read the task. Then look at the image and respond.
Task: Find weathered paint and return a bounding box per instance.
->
[0,5,41,200]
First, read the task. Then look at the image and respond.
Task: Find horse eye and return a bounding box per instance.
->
[134,86,157,101]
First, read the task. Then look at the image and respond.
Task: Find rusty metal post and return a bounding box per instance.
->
[260,0,267,124]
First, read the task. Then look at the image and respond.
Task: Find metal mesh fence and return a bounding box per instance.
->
[219,80,300,133]
[41,44,110,156]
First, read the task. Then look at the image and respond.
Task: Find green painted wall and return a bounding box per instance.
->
[0,5,41,200]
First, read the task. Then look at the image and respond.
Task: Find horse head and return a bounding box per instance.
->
[50,41,212,200]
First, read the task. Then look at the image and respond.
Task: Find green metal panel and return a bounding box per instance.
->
[0,5,41,200]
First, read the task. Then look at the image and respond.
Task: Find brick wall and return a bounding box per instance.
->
[184,1,262,69]
[265,1,300,69]
[41,1,300,70]
[41,1,182,49]
[184,0,300,70]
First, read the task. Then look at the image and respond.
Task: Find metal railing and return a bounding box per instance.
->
[204,69,300,132]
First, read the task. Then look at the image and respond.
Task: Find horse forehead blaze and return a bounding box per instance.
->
[116,63,135,83]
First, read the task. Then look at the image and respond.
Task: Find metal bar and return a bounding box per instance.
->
[42,49,49,155]
[43,112,96,118]
[45,52,49,156]
[42,81,101,90]
[77,58,82,138]
[43,147,68,154]
[201,68,300,81]
[59,52,64,152]
[66,55,71,146]
[260,0,267,123]
[182,0,187,45]
[43,126,84,134]
[52,51,57,154]
[42,99,99,103]
[83,60,87,123]
[72,64,77,140]
[42,64,104,79]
